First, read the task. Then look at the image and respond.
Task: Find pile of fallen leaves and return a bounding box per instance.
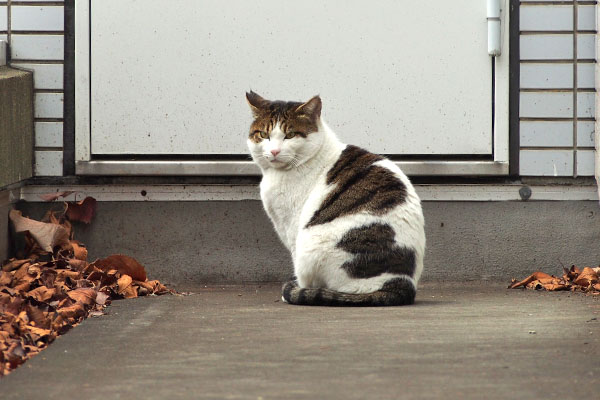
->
[509,265,600,294]
[1,198,173,376]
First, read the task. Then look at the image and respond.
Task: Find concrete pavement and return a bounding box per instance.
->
[1,283,599,399]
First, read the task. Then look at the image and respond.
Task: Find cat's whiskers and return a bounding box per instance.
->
[286,156,306,172]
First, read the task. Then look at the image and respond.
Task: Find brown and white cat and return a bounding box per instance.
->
[246,91,425,306]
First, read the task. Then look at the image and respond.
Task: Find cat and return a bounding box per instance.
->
[246,91,425,306]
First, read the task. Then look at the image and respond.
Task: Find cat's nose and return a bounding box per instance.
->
[271,149,281,157]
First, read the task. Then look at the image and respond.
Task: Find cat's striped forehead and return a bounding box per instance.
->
[246,93,321,143]
[249,101,318,142]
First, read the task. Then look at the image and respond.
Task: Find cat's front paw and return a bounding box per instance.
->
[281,279,299,304]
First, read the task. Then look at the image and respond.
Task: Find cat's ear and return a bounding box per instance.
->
[246,91,269,117]
[296,95,322,119]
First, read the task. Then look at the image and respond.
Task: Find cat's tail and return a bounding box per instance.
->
[281,278,415,307]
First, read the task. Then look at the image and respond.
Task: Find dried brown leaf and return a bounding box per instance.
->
[25,326,53,341]
[95,291,110,306]
[122,286,138,299]
[64,197,97,224]
[88,310,104,317]
[26,305,50,329]
[511,265,600,295]
[134,280,154,292]
[0,271,12,286]
[70,241,88,261]
[573,267,599,288]
[67,259,88,271]
[2,259,31,273]
[66,288,97,306]
[542,283,569,291]
[9,210,70,252]
[57,270,81,281]
[508,271,555,289]
[3,297,24,316]
[26,287,56,302]
[146,280,170,295]
[57,303,85,319]
[563,265,581,281]
[92,255,147,281]
[116,274,133,293]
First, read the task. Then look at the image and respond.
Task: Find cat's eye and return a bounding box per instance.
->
[256,131,269,139]
[285,132,299,139]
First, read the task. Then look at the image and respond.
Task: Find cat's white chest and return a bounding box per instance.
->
[260,171,313,253]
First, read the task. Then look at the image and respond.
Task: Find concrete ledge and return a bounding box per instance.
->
[16,183,600,202]
[0,66,34,189]
[16,200,600,285]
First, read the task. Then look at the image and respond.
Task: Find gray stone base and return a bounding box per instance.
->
[0,66,33,188]
[14,200,600,285]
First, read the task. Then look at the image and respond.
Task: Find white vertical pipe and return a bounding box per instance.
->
[487,0,502,56]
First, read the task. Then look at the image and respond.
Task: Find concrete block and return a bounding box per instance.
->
[520,5,573,31]
[520,121,572,147]
[577,121,595,147]
[11,5,64,31]
[520,63,573,89]
[577,92,595,118]
[520,35,573,60]
[0,66,34,188]
[34,92,63,118]
[577,34,596,59]
[34,150,64,176]
[576,150,595,176]
[34,121,63,147]
[0,6,6,31]
[519,92,573,118]
[577,63,595,88]
[520,150,572,176]
[10,35,64,60]
[12,63,64,90]
[578,5,596,31]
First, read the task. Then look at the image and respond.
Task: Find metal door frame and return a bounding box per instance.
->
[75,0,510,176]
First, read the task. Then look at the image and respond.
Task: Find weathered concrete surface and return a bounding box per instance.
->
[1,283,598,399]
[17,201,600,284]
[0,66,33,189]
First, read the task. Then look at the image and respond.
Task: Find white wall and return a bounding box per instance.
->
[0,1,597,177]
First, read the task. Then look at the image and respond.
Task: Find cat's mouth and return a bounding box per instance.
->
[270,159,287,168]
[268,157,292,169]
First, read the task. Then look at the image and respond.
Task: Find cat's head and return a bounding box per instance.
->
[246,91,323,170]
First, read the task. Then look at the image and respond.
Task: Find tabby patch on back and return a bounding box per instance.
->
[246,92,425,306]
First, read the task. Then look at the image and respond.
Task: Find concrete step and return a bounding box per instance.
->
[15,200,600,285]
[2,283,599,399]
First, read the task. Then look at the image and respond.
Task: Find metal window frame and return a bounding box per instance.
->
[74,0,510,177]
